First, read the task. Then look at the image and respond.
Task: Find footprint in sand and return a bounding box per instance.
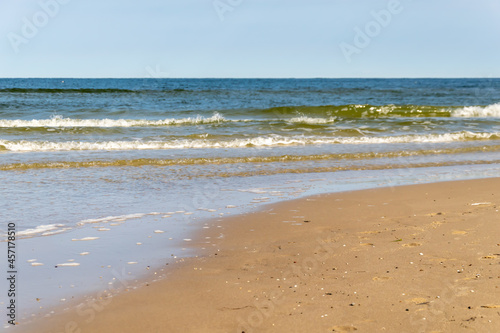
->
[331,326,358,332]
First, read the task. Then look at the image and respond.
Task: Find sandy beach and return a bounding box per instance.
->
[3,1,500,331]
[21,177,500,332]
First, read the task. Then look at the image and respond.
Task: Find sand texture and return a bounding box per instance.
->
[24,178,500,332]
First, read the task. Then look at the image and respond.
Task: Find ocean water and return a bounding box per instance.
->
[1,78,500,322]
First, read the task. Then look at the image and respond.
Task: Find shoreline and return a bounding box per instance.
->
[18,177,500,332]
[11,163,500,323]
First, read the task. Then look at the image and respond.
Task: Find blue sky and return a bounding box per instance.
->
[1,0,499,78]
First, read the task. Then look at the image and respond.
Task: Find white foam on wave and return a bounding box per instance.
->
[238,188,268,194]
[2,131,499,152]
[4,208,205,241]
[451,103,500,118]
[77,213,148,226]
[0,113,230,128]
[17,224,66,237]
[72,237,99,241]
[337,131,500,144]
[41,228,71,236]
[288,116,336,124]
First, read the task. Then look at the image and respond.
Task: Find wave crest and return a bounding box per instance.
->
[288,116,336,124]
[1,131,498,152]
[0,113,227,128]
[451,103,500,118]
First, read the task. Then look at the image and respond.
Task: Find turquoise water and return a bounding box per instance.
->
[1,78,500,323]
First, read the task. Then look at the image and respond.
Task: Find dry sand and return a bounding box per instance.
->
[22,178,500,332]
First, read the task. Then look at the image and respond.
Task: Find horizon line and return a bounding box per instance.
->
[1,77,499,80]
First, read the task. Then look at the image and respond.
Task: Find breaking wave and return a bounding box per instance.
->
[0,113,229,128]
[1,131,499,152]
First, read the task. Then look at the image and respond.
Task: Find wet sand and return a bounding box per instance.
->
[22,178,500,332]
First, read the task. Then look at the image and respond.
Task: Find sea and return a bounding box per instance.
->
[1,78,500,324]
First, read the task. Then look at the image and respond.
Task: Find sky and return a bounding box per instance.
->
[1,0,499,78]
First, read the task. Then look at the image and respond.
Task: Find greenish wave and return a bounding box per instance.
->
[2,145,499,171]
[259,103,500,118]
[199,159,500,178]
